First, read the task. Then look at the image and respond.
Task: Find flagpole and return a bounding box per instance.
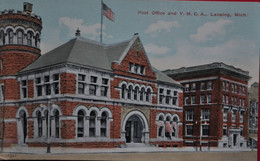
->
[100,0,103,43]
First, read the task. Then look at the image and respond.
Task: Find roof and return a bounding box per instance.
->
[152,67,181,86]
[163,62,250,81]
[21,35,179,85]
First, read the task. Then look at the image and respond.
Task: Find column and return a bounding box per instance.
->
[131,121,134,143]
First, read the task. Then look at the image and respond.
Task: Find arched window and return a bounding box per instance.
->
[140,88,145,101]
[101,112,108,137]
[0,30,5,45]
[128,86,133,99]
[19,110,27,143]
[89,111,96,137]
[8,30,14,44]
[37,111,42,137]
[122,84,127,99]
[146,88,151,102]
[17,30,23,45]
[165,116,172,140]
[54,110,60,138]
[172,116,178,137]
[35,33,39,47]
[158,115,164,137]
[27,31,33,46]
[77,110,84,137]
[134,87,139,100]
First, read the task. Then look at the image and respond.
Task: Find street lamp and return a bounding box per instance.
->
[40,97,52,154]
[46,95,51,153]
[200,116,202,151]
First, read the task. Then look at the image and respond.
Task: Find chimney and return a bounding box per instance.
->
[23,2,33,14]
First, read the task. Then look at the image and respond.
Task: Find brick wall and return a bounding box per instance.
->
[0,11,42,26]
[60,73,76,95]
[61,120,75,139]
[4,79,20,100]
[0,51,39,75]
[111,38,157,82]
[28,80,34,98]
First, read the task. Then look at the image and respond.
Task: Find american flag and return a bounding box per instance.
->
[102,2,114,22]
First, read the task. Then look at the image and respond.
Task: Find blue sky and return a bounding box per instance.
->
[1,0,259,84]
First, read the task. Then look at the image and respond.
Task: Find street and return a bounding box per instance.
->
[0,151,257,161]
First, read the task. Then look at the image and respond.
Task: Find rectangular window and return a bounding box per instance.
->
[134,64,140,73]
[89,85,97,95]
[53,74,59,95]
[240,126,243,136]
[159,88,164,104]
[90,76,97,83]
[200,82,205,91]
[36,77,42,97]
[226,82,229,91]
[191,83,196,91]
[186,125,193,136]
[202,109,210,121]
[223,125,227,136]
[140,66,145,75]
[90,76,98,95]
[225,96,229,104]
[207,82,212,90]
[78,74,85,94]
[222,81,225,91]
[21,80,27,98]
[165,96,170,104]
[44,76,51,95]
[231,84,234,93]
[101,78,109,97]
[240,112,244,123]
[186,110,194,121]
[172,97,177,105]
[232,111,236,122]
[191,96,196,104]
[129,63,134,72]
[223,109,228,121]
[185,84,189,92]
[200,95,205,104]
[185,97,189,105]
[207,95,212,104]
[202,125,210,136]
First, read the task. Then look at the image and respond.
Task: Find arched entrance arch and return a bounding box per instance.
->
[121,110,149,143]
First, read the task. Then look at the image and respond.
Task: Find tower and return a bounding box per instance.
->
[0,3,42,147]
[0,2,42,76]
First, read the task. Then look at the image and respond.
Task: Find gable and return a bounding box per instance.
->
[111,35,156,81]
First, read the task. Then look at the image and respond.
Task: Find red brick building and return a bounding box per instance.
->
[164,63,250,148]
[0,3,183,148]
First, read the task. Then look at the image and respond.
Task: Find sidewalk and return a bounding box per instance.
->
[0,146,254,154]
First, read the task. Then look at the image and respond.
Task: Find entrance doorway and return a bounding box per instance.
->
[125,115,144,143]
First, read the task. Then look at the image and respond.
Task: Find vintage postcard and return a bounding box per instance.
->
[0,0,259,160]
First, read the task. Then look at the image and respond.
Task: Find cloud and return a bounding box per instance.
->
[190,19,232,43]
[145,20,180,36]
[144,43,171,56]
[59,17,113,40]
[149,39,258,84]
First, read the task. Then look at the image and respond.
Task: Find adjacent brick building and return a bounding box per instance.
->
[247,82,258,148]
[164,62,250,148]
[0,3,184,148]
